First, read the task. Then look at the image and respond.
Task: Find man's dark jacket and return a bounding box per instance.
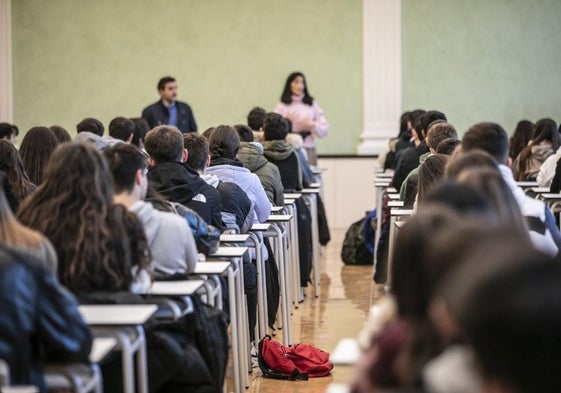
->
[148,161,223,230]
[142,100,197,133]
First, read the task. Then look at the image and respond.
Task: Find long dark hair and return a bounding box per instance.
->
[18,143,150,294]
[280,72,314,105]
[515,118,559,180]
[509,120,534,160]
[0,140,36,204]
[19,127,59,185]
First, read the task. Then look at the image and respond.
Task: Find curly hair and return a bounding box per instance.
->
[19,127,59,185]
[0,140,36,204]
[18,143,150,294]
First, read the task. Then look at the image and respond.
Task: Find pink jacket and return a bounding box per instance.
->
[273,94,329,149]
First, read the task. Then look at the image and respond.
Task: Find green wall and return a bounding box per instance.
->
[403,0,561,135]
[12,1,561,153]
[12,0,362,154]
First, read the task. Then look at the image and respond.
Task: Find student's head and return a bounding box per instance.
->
[144,125,184,164]
[426,123,457,154]
[157,76,177,104]
[419,110,447,139]
[49,125,72,144]
[509,120,534,159]
[445,149,499,179]
[458,253,561,393]
[201,127,215,139]
[417,154,449,202]
[399,111,412,138]
[19,127,59,185]
[76,117,104,136]
[129,117,150,148]
[103,144,148,198]
[0,140,35,203]
[263,112,288,141]
[109,117,135,143]
[421,181,494,219]
[462,122,510,164]
[183,133,210,172]
[281,72,314,105]
[435,138,461,155]
[0,123,18,144]
[234,124,255,142]
[247,107,267,131]
[457,167,528,234]
[531,118,560,150]
[208,125,240,160]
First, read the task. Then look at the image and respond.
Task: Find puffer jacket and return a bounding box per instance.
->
[0,245,92,392]
[148,161,223,230]
[238,142,284,206]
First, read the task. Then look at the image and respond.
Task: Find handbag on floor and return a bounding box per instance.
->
[257,336,333,380]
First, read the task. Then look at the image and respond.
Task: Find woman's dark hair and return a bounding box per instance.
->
[18,143,150,294]
[280,72,314,105]
[0,141,36,205]
[417,154,448,201]
[515,118,559,180]
[19,127,59,185]
[531,118,560,150]
[49,125,72,144]
[509,120,534,160]
[208,125,240,159]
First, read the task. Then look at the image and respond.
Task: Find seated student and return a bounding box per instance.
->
[103,143,198,276]
[144,125,223,230]
[19,127,59,186]
[512,118,559,181]
[462,122,561,257]
[205,125,272,224]
[455,251,561,393]
[17,143,152,293]
[537,122,561,187]
[508,119,534,161]
[415,154,448,206]
[0,243,92,392]
[247,106,267,132]
[183,132,254,233]
[108,116,135,143]
[0,122,19,144]
[235,124,284,206]
[261,112,303,191]
[76,117,104,136]
[0,141,36,212]
[130,117,150,149]
[285,118,315,187]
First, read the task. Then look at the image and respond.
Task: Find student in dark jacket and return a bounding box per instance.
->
[183,132,254,233]
[144,125,223,230]
[261,112,303,191]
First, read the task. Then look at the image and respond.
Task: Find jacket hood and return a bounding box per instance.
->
[286,133,304,149]
[147,161,208,201]
[262,140,295,160]
[238,142,269,172]
[129,201,159,245]
[531,141,554,161]
[200,173,220,188]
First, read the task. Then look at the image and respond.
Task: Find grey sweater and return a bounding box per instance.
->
[130,200,197,275]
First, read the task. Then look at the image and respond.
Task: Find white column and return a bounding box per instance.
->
[0,0,13,123]
[357,0,401,155]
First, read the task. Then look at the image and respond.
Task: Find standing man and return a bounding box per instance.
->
[142,76,197,133]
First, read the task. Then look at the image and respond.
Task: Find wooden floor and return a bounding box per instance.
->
[225,228,384,392]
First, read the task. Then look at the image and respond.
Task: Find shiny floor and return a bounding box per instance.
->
[225,229,384,392]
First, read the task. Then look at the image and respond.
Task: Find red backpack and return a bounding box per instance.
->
[258,336,334,380]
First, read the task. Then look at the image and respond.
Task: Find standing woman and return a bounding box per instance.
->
[274,72,328,165]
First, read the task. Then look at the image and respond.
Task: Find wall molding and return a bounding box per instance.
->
[358,0,401,155]
[0,0,13,123]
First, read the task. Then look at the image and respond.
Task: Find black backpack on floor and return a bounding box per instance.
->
[341,213,374,265]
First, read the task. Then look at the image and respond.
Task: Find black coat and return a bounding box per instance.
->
[0,245,92,392]
[148,162,223,231]
[142,100,197,133]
